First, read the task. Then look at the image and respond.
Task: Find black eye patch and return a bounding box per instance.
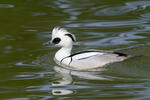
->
[52,38,61,44]
[65,34,75,42]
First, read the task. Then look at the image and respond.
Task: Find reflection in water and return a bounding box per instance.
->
[51,66,111,95]
[52,89,73,95]
[53,66,109,81]
[51,68,72,86]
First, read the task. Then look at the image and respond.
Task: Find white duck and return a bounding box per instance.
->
[45,27,132,70]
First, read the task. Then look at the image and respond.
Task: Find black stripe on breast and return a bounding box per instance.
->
[60,57,68,63]
[69,57,73,65]
[60,56,73,65]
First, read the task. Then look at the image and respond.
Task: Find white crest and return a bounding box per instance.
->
[52,27,69,35]
[52,27,76,41]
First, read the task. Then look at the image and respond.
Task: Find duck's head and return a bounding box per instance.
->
[45,27,76,48]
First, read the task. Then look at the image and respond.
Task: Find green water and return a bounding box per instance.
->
[0,0,150,99]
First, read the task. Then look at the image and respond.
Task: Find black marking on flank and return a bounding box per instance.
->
[78,55,97,60]
[113,52,128,57]
[52,38,61,44]
[65,34,75,42]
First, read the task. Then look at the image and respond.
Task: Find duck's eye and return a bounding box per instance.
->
[52,38,61,44]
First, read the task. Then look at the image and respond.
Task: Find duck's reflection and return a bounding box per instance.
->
[51,66,110,95]
[52,89,74,95]
[51,67,73,86]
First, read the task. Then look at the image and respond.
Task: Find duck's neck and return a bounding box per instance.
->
[55,46,72,61]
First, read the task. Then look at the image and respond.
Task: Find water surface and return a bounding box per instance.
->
[0,0,150,99]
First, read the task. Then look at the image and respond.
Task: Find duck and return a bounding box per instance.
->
[45,27,133,70]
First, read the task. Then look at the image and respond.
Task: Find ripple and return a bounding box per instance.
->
[3,45,13,54]
[15,61,36,67]
[95,1,150,16]
[95,6,135,16]
[32,12,47,16]
[8,98,29,100]
[0,4,14,8]
[26,85,50,92]
[66,19,146,28]
[126,1,150,10]
[141,13,150,21]
[0,34,14,41]
[14,72,43,80]
[84,31,146,46]
[142,13,150,18]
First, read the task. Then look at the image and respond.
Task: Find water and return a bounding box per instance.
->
[0,0,150,99]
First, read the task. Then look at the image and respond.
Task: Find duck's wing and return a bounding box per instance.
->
[67,50,130,70]
[70,50,129,60]
[59,50,131,70]
[70,50,104,60]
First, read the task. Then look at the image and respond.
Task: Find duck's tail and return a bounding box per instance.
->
[127,54,143,59]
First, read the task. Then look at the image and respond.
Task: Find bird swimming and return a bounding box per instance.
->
[45,27,133,70]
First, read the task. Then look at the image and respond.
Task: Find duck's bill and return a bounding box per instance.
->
[43,41,52,46]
